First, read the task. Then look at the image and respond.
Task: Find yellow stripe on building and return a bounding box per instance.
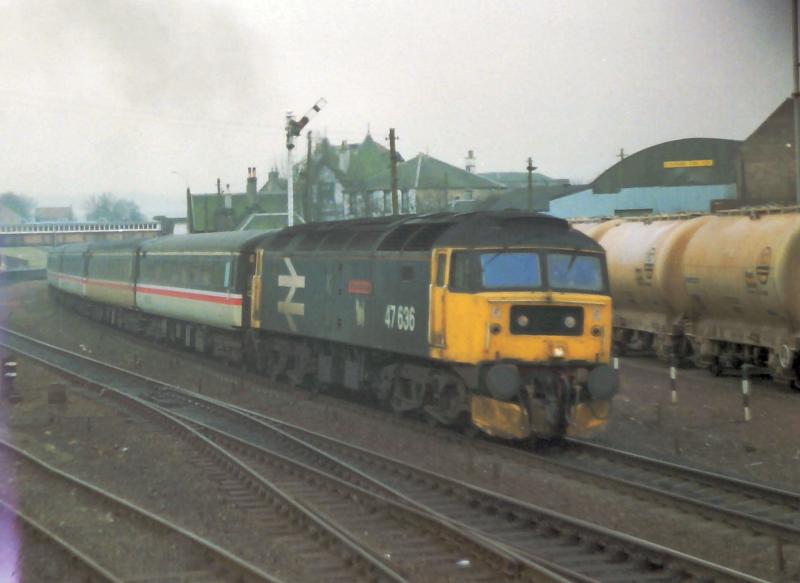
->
[663,159,714,168]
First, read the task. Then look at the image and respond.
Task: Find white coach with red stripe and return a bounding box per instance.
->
[135,231,268,330]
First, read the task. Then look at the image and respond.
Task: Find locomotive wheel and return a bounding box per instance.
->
[709,360,723,377]
[790,379,800,392]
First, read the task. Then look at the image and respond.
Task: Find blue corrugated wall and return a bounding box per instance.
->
[547,184,737,218]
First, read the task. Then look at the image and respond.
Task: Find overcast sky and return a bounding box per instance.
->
[0,0,792,218]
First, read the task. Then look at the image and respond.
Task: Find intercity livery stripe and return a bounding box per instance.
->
[56,273,85,284]
[85,277,133,291]
[136,283,243,306]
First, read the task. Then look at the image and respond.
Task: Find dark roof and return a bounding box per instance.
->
[255,210,600,254]
[359,154,505,192]
[258,170,287,195]
[86,239,146,255]
[592,137,741,194]
[35,206,73,221]
[480,183,589,212]
[188,192,288,232]
[141,230,270,254]
[478,171,561,187]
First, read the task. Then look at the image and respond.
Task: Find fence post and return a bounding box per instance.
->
[741,364,753,422]
[669,355,678,404]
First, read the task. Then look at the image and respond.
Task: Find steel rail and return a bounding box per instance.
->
[0,438,286,583]
[545,438,800,544]
[234,408,769,583]
[0,327,568,583]
[0,326,768,583]
[0,330,408,583]
[0,498,123,583]
[176,413,575,583]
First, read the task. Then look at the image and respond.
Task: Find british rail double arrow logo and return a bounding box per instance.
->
[277,257,305,332]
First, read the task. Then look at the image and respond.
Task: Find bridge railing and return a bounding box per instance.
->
[0,222,161,235]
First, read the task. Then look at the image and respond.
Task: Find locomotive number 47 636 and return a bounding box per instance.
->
[384,304,416,332]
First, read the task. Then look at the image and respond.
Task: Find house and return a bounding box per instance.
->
[356,153,505,214]
[35,206,74,222]
[186,168,288,233]
[737,98,796,206]
[297,133,399,221]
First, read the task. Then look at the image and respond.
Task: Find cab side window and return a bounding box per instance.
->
[435,253,447,287]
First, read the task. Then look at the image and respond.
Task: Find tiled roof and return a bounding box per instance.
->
[360,154,505,192]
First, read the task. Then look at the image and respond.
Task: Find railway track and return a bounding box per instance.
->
[0,499,122,583]
[0,438,283,583]
[0,328,566,583]
[0,326,768,582]
[114,321,800,552]
[542,438,800,544]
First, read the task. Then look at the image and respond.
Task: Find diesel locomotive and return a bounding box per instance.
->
[48,211,618,441]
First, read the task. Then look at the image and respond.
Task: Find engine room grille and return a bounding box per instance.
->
[509,305,583,336]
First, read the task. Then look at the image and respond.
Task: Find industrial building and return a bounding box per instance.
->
[548,98,800,219]
[548,138,741,218]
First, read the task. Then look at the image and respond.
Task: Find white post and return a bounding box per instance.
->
[742,364,753,421]
[287,145,294,227]
[670,365,678,404]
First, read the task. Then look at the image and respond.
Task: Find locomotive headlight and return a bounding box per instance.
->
[564,316,577,329]
[516,314,529,327]
[553,345,565,358]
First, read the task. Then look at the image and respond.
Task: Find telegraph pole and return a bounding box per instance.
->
[526,157,537,211]
[388,128,399,214]
[617,148,626,161]
[285,98,326,225]
[793,0,800,205]
[304,131,313,222]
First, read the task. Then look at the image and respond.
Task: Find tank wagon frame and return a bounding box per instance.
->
[575,206,800,386]
[48,211,618,442]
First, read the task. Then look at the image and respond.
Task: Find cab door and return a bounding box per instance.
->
[249,249,264,328]
[429,250,448,350]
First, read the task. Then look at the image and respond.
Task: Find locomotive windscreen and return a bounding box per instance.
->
[450,250,606,294]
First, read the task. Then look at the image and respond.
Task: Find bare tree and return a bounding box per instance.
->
[0,192,35,221]
[85,193,145,222]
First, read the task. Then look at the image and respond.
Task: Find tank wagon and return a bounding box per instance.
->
[48,211,618,441]
[576,207,800,386]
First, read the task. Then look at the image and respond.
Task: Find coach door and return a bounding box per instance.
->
[429,251,448,349]
[249,249,264,328]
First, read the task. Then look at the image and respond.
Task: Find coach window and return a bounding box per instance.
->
[223,259,231,290]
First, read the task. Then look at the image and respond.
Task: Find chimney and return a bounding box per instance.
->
[465,150,476,173]
[246,167,257,206]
